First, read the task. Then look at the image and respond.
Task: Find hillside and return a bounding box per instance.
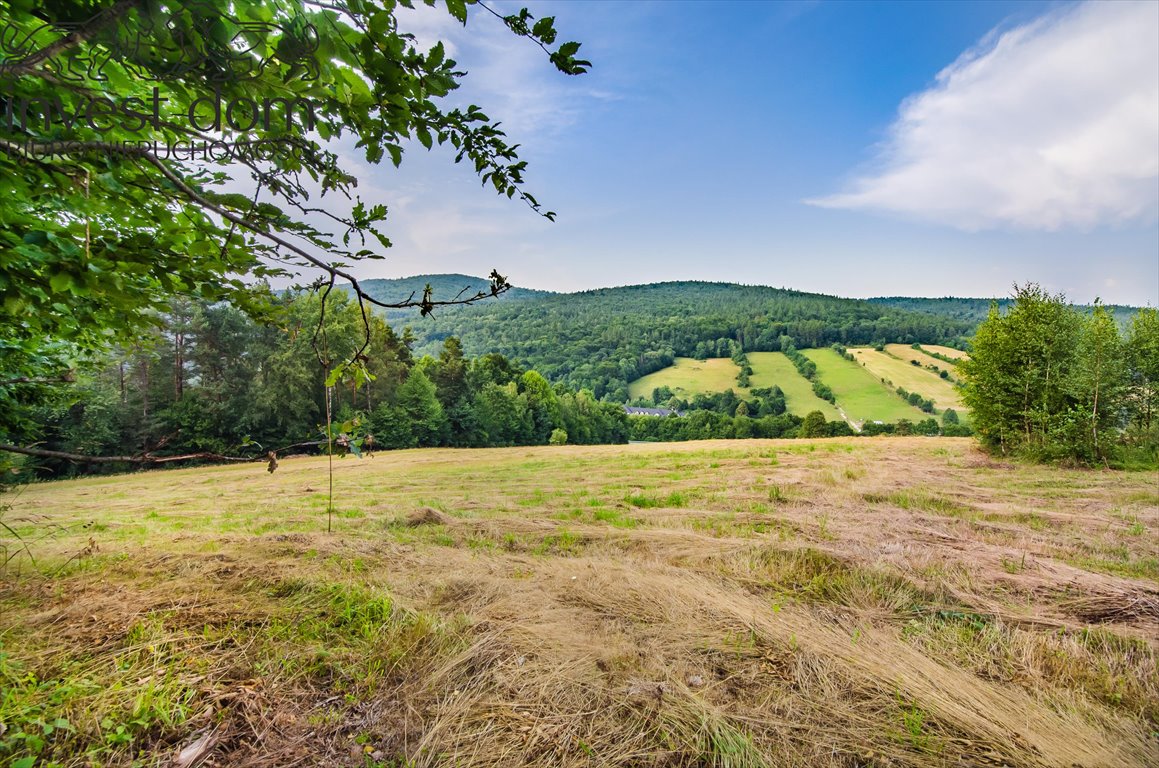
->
[386,278,977,399]
[869,296,1140,325]
[4,440,1156,767]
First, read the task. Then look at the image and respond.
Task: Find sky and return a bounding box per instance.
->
[337,0,1159,305]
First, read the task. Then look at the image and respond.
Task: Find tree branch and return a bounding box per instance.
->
[0,440,326,468]
[0,0,140,78]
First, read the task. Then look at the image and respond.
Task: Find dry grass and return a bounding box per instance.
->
[908,345,970,362]
[627,357,742,401]
[1,438,1156,767]
[848,348,966,413]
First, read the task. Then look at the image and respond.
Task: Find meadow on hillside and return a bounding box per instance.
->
[627,357,742,401]
[628,347,968,429]
[2,439,1156,767]
[848,348,966,414]
[801,350,932,425]
[747,352,844,420]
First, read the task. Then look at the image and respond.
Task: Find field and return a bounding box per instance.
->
[747,352,844,420]
[849,348,966,413]
[803,349,932,425]
[884,345,967,372]
[2,440,1157,767]
[628,357,740,400]
[915,344,970,361]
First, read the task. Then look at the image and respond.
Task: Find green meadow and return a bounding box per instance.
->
[747,352,844,420]
[627,357,741,400]
[802,348,931,425]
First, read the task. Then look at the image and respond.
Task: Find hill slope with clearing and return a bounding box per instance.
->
[747,351,844,420]
[803,349,932,424]
[391,279,977,398]
[627,357,741,401]
[849,347,966,413]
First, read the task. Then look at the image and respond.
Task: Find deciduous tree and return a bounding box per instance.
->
[0,0,588,451]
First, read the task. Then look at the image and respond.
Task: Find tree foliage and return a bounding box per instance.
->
[962,284,1155,465]
[0,0,588,447]
[10,292,636,479]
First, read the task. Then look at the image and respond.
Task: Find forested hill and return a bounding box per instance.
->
[385,279,976,401]
[354,274,553,323]
[869,296,1140,325]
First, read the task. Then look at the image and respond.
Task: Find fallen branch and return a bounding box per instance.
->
[0,440,325,471]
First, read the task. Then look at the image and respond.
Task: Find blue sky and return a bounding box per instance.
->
[344,0,1158,305]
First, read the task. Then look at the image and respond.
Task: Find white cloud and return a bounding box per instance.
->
[808,1,1159,231]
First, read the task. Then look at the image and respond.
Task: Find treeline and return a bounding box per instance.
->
[628,409,967,442]
[632,386,788,419]
[784,340,835,404]
[400,281,976,400]
[870,296,1139,326]
[625,382,971,441]
[963,285,1158,466]
[13,292,631,479]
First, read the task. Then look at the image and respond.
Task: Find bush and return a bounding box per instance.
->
[549,428,568,445]
[812,381,835,403]
[799,411,828,438]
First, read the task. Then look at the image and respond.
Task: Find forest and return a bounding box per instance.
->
[3,292,956,480]
[869,296,1140,324]
[4,291,638,480]
[384,279,978,400]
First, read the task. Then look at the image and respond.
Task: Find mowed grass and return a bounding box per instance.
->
[849,347,966,413]
[916,344,970,361]
[628,356,740,400]
[2,439,1158,768]
[803,348,931,425]
[747,351,843,420]
[886,344,967,371]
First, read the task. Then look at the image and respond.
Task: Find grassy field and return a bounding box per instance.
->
[849,348,966,413]
[915,344,970,361]
[885,344,967,371]
[803,349,932,425]
[747,352,843,420]
[628,357,740,400]
[2,440,1157,767]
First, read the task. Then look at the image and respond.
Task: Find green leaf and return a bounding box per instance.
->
[49,273,73,293]
[427,41,445,70]
[532,17,557,44]
[444,0,468,23]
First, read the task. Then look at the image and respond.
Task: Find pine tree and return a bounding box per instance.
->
[397,368,447,447]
